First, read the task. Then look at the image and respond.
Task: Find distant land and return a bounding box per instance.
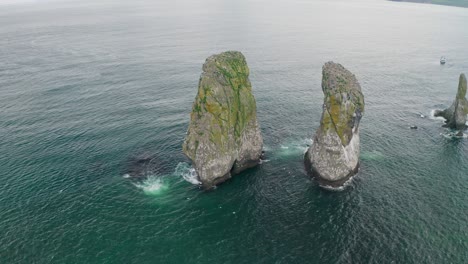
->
[390,0,468,8]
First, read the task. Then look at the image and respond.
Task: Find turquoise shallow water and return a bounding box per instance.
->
[1,0,468,263]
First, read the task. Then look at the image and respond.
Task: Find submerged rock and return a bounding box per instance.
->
[434,74,468,130]
[183,51,263,189]
[305,62,365,186]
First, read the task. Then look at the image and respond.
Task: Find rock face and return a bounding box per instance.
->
[183,51,263,189]
[305,62,365,186]
[434,74,468,130]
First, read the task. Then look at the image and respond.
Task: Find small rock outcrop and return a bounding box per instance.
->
[305,62,365,186]
[183,51,263,189]
[434,74,468,130]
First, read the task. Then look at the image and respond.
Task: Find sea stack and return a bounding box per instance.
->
[183,51,263,189]
[434,74,468,130]
[305,62,365,187]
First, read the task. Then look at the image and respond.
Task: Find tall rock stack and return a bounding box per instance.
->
[183,51,263,189]
[434,73,468,131]
[305,62,365,187]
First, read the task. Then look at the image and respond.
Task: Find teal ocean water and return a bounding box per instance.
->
[1,0,468,263]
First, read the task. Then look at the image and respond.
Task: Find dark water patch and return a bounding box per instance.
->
[122,151,173,179]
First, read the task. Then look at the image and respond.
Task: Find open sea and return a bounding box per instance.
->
[1,0,467,263]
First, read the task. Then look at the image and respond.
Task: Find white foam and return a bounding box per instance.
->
[262,145,271,152]
[319,173,356,192]
[441,132,467,139]
[133,176,168,195]
[175,162,201,185]
[277,138,314,157]
[320,184,346,192]
[183,168,201,185]
[429,109,446,121]
[303,138,313,154]
[122,174,131,179]
[130,162,201,195]
[259,159,270,164]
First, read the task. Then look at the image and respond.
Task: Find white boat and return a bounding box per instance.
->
[440,56,446,65]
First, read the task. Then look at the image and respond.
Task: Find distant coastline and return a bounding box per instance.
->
[390,0,468,8]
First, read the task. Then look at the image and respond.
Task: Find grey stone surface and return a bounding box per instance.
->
[434,74,468,130]
[183,51,263,189]
[305,62,365,186]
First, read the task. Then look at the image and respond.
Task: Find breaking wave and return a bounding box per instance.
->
[131,162,201,195]
[319,174,356,192]
[175,162,201,185]
[441,132,467,139]
[277,138,313,157]
[429,109,446,121]
[133,176,169,195]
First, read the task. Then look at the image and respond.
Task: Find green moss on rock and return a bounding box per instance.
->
[182,51,263,188]
[320,62,364,145]
[305,61,365,185]
[456,73,467,100]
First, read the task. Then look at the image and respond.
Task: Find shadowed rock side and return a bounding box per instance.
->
[305,62,365,187]
[434,73,468,131]
[183,51,263,189]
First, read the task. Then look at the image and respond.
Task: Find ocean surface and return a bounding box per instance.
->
[1,0,468,263]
